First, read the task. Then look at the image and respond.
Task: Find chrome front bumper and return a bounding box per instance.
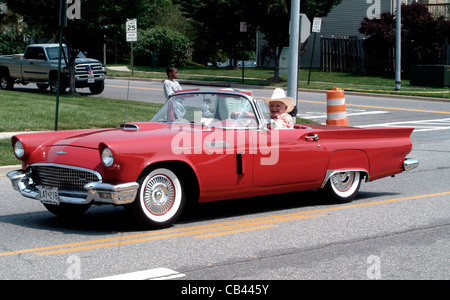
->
[7,170,138,205]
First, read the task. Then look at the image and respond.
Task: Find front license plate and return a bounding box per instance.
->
[38,186,60,205]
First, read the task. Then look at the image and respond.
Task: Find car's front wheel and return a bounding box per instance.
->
[130,168,185,229]
[320,171,361,203]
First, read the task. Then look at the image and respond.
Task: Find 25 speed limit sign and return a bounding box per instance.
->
[126,19,137,42]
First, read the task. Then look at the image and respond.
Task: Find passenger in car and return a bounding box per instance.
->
[265,88,294,129]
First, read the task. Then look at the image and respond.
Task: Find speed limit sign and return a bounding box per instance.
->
[126,19,137,42]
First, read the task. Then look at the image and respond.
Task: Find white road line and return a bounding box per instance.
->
[298,110,389,119]
[92,267,185,280]
[358,118,450,132]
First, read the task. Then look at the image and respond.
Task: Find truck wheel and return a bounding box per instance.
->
[0,73,14,90]
[89,81,105,94]
[37,83,49,91]
[49,79,67,94]
[130,168,185,229]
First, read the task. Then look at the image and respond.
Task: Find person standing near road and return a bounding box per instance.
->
[163,66,182,99]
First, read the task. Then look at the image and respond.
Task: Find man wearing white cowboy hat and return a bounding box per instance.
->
[264,88,295,129]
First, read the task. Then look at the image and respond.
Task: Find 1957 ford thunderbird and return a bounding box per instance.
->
[7,90,418,229]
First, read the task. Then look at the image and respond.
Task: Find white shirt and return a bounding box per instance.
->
[164,79,182,99]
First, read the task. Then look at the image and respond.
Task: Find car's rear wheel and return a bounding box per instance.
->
[320,171,361,203]
[131,168,185,229]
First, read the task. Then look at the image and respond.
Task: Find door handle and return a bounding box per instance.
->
[305,134,319,141]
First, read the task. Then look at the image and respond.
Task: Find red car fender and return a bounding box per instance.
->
[326,149,370,179]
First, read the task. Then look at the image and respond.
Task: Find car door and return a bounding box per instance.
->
[251,99,329,187]
[22,47,49,82]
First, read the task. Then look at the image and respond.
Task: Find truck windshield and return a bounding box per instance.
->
[46,47,86,60]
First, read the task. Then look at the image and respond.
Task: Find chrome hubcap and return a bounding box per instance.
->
[331,172,355,192]
[144,175,175,215]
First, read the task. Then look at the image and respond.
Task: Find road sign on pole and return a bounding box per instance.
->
[312,17,322,33]
[300,13,311,43]
[126,19,137,42]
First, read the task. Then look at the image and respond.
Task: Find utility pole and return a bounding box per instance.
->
[55,0,67,131]
[395,0,402,91]
[287,0,300,111]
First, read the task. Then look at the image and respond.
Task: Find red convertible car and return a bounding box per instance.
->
[7,90,418,229]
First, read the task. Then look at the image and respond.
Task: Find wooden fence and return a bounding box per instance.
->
[321,36,394,75]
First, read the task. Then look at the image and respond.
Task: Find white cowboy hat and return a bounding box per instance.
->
[264,88,295,113]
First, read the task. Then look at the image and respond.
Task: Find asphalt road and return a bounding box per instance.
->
[1,79,449,284]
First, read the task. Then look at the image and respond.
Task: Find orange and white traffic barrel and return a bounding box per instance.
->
[326,87,348,126]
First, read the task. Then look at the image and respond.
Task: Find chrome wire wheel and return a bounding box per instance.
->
[133,168,185,229]
[321,171,361,203]
[331,172,357,195]
[144,174,175,216]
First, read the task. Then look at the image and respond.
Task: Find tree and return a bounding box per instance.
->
[360,3,450,77]
[176,0,249,66]
[3,0,144,94]
[178,0,342,78]
[248,0,343,81]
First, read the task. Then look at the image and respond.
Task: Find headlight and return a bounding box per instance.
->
[14,140,25,158]
[101,147,114,167]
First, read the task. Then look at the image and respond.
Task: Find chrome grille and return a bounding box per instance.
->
[75,63,103,74]
[31,165,101,192]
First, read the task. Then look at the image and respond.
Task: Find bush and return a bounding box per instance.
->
[134,26,190,67]
[0,34,27,55]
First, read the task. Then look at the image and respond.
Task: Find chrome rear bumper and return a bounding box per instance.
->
[403,158,419,171]
[7,170,138,205]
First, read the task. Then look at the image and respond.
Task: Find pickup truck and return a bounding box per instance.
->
[0,44,106,94]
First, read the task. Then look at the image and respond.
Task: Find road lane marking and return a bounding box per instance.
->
[93,267,185,280]
[359,118,450,132]
[194,224,278,239]
[1,191,449,257]
[298,100,450,115]
[105,84,162,91]
[299,110,389,119]
[35,213,328,255]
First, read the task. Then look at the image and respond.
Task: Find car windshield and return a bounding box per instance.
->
[46,46,86,60]
[151,92,263,129]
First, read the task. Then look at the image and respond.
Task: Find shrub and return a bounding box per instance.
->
[0,34,27,55]
[360,3,449,77]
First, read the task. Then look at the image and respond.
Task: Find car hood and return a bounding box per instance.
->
[51,122,172,149]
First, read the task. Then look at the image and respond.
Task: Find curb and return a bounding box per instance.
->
[0,165,20,178]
